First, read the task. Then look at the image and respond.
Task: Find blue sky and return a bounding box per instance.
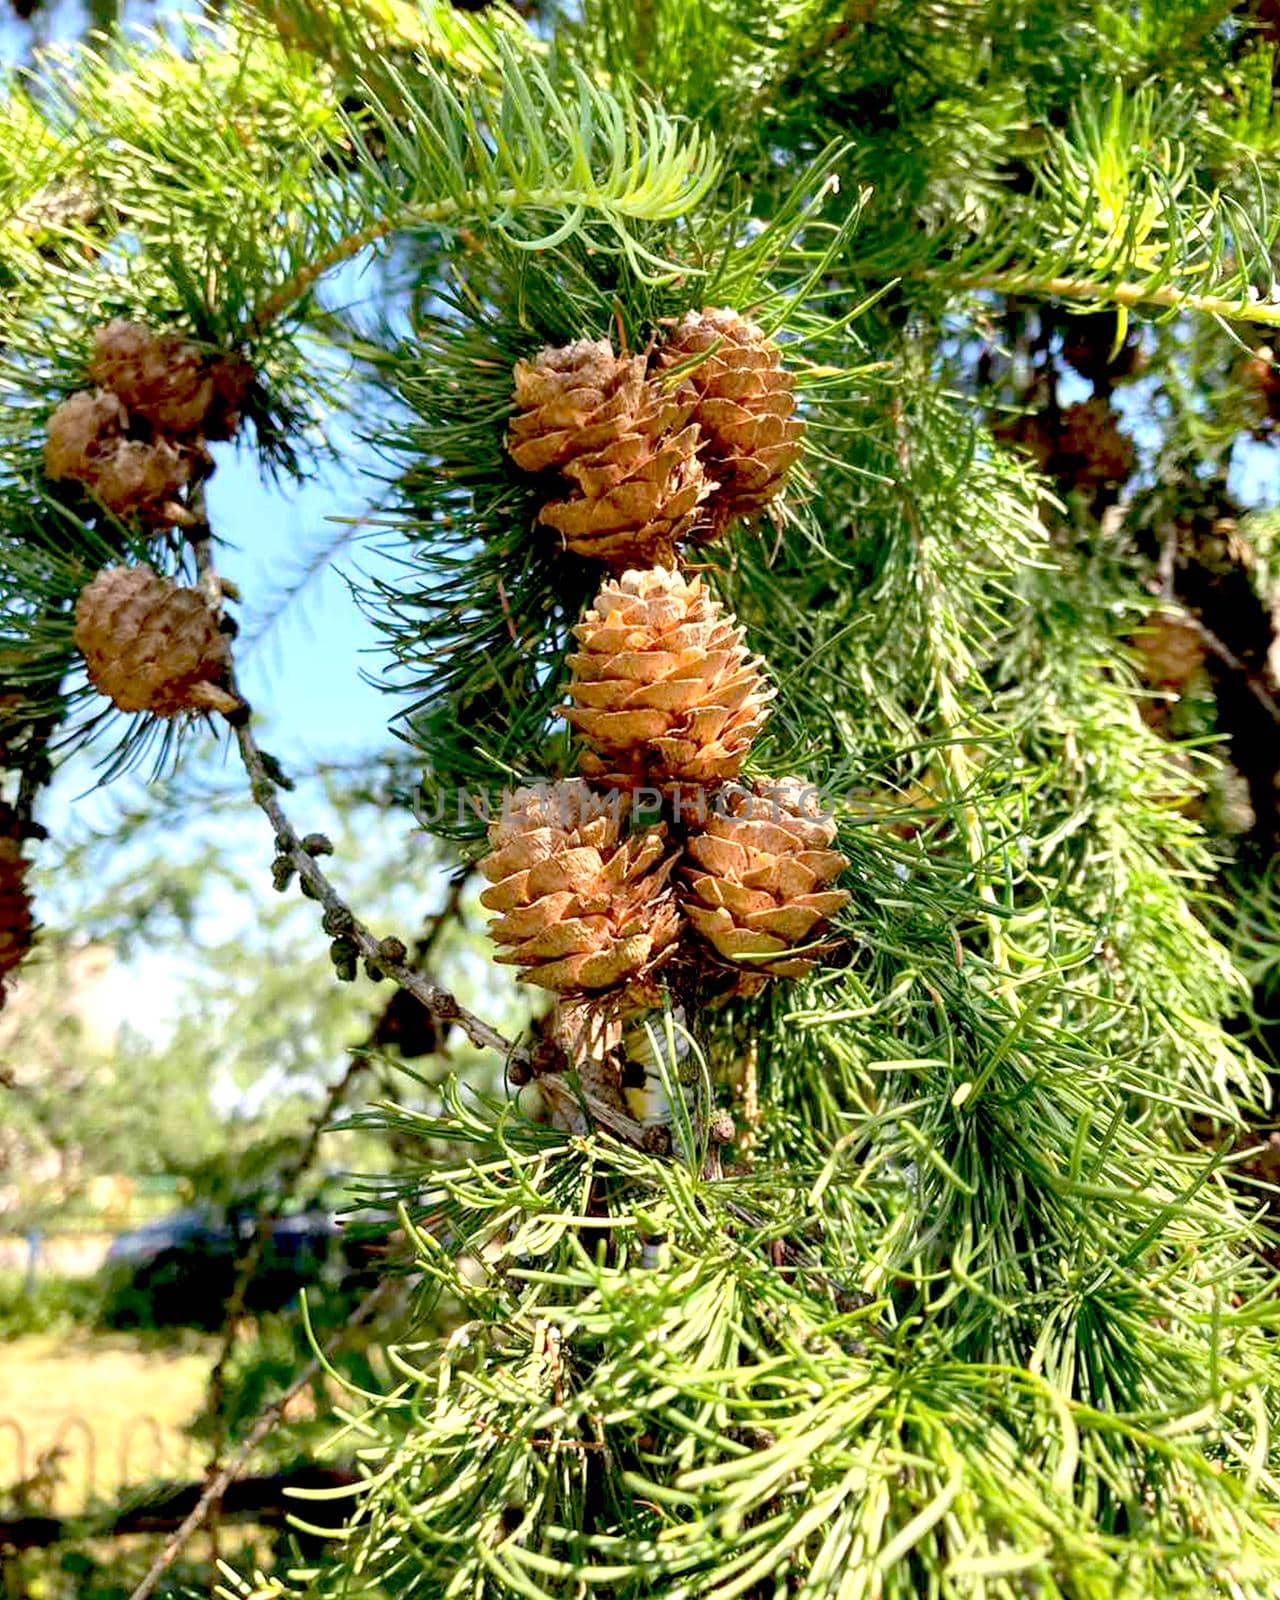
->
[41,436,400,835]
[34,441,410,1041]
[206,441,394,766]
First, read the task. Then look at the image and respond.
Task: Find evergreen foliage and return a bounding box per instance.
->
[8,2,1280,1596]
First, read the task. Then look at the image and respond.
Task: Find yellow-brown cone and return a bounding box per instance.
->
[539,414,713,568]
[508,339,649,474]
[681,777,849,985]
[479,779,680,999]
[73,565,239,717]
[508,337,713,566]
[657,307,804,530]
[564,567,772,789]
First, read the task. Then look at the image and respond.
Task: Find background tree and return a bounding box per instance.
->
[11,2,1280,1598]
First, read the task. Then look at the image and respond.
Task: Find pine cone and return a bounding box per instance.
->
[508,340,648,474]
[539,419,713,567]
[88,319,215,436]
[657,307,804,530]
[509,338,712,566]
[992,408,1055,472]
[1134,610,1206,692]
[0,811,33,997]
[45,390,191,522]
[1243,345,1280,407]
[565,567,772,789]
[681,778,849,986]
[206,353,256,441]
[479,779,680,998]
[73,565,239,716]
[94,438,192,520]
[1056,398,1135,486]
[44,388,128,483]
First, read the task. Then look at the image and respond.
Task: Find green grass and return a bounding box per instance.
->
[0,1331,214,1514]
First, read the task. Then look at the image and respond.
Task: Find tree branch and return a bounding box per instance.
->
[245,177,687,338]
[184,501,521,1065]
[943,269,1280,330]
[232,709,519,1060]
[126,1284,388,1600]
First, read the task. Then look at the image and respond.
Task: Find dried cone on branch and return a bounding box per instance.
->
[657,307,804,531]
[540,416,712,568]
[88,319,216,436]
[0,809,33,1007]
[1056,398,1135,486]
[45,322,253,526]
[565,567,772,789]
[1134,609,1207,693]
[682,778,849,987]
[73,565,239,717]
[508,340,648,474]
[479,779,680,999]
[88,319,254,442]
[508,338,712,567]
[45,389,191,522]
[44,389,128,481]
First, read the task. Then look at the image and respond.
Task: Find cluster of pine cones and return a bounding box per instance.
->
[482,762,849,1009]
[48,312,846,1035]
[40,323,254,716]
[44,319,252,526]
[486,313,847,1013]
[507,307,805,566]
[1,327,252,1001]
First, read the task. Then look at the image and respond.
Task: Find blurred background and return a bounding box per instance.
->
[0,7,537,1595]
[0,393,529,1586]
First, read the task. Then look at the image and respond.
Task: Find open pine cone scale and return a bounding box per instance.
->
[479,781,680,997]
[680,779,850,981]
[565,567,772,789]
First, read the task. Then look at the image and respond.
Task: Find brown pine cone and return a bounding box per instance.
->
[94,438,192,521]
[73,565,239,717]
[1133,610,1206,692]
[88,319,215,436]
[1056,398,1135,486]
[206,353,256,441]
[508,337,712,566]
[681,777,849,987]
[657,307,804,530]
[508,339,649,474]
[539,414,713,567]
[564,567,772,790]
[45,390,192,522]
[44,389,129,483]
[479,779,680,999]
[0,809,33,1000]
